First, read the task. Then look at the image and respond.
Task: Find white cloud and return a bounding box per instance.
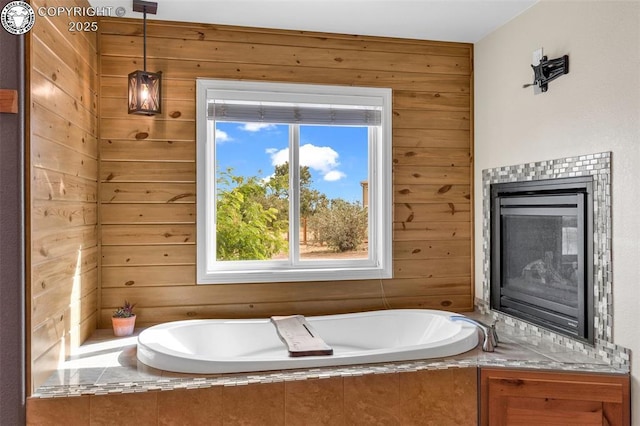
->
[267,143,346,181]
[215,129,232,143]
[323,170,347,182]
[269,147,290,166]
[240,123,277,132]
[299,144,340,174]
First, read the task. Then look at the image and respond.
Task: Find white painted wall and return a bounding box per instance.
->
[475,0,640,417]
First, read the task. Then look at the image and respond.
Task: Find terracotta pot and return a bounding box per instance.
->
[112,315,136,337]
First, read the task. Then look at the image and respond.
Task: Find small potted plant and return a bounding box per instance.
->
[112,300,136,336]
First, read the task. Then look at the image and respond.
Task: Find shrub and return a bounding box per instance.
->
[309,200,367,252]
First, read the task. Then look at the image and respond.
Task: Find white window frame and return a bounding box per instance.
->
[196,79,392,284]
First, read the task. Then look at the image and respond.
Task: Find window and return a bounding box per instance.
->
[196,79,392,284]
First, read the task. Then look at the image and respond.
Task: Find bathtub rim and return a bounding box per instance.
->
[137,309,480,374]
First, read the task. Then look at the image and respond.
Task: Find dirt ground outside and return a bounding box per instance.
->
[272,243,368,260]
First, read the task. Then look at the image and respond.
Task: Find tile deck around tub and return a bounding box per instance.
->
[33,312,629,399]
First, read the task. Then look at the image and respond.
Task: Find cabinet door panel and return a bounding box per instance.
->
[480,368,630,426]
[505,397,604,426]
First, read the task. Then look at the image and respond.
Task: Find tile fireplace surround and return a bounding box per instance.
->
[479,151,629,368]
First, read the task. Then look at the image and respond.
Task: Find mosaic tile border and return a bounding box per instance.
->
[32,356,625,399]
[479,152,630,369]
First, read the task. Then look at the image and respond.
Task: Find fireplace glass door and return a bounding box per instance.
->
[491,177,593,343]
[501,199,582,318]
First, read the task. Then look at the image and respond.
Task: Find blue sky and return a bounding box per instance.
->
[214,122,368,203]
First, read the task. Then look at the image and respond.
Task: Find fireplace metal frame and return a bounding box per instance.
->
[490,176,594,344]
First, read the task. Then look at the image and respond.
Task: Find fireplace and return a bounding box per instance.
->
[490,176,594,343]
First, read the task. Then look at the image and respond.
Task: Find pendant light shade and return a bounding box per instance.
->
[128,0,161,115]
[128,70,162,115]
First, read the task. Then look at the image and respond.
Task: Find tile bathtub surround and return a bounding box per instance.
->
[479,152,630,369]
[158,387,223,425]
[32,323,627,401]
[29,367,479,426]
[286,377,343,425]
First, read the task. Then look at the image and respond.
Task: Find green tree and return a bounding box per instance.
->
[265,163,329,220]
[309,199,368,252]
[216,168,287,260]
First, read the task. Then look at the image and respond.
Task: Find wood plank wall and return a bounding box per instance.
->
[28,0,99,391]
[98,18,473,328]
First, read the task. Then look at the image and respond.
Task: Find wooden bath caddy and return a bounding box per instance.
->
[270,315,334,357]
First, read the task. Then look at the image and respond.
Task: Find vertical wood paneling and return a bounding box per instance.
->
[98,18,473,326]
[28,0,99,392]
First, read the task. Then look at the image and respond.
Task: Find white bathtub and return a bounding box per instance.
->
[136,309,479,374]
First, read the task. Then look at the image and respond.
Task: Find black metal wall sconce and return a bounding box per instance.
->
[523,54,569,93]
[128,0,162,115]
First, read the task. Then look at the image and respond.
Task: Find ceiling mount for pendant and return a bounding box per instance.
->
[132,0,157,14]
[128,0,162,115]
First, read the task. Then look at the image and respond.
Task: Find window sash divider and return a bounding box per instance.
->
[289,124,301,265]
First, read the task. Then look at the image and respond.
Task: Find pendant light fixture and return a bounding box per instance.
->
[128,0,162,115]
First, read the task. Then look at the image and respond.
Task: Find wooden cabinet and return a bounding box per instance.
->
[480,367,630,426]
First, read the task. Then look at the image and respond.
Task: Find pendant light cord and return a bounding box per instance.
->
[142,6,147,71]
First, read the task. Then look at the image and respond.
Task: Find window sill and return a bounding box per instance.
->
[197,265,392,284]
